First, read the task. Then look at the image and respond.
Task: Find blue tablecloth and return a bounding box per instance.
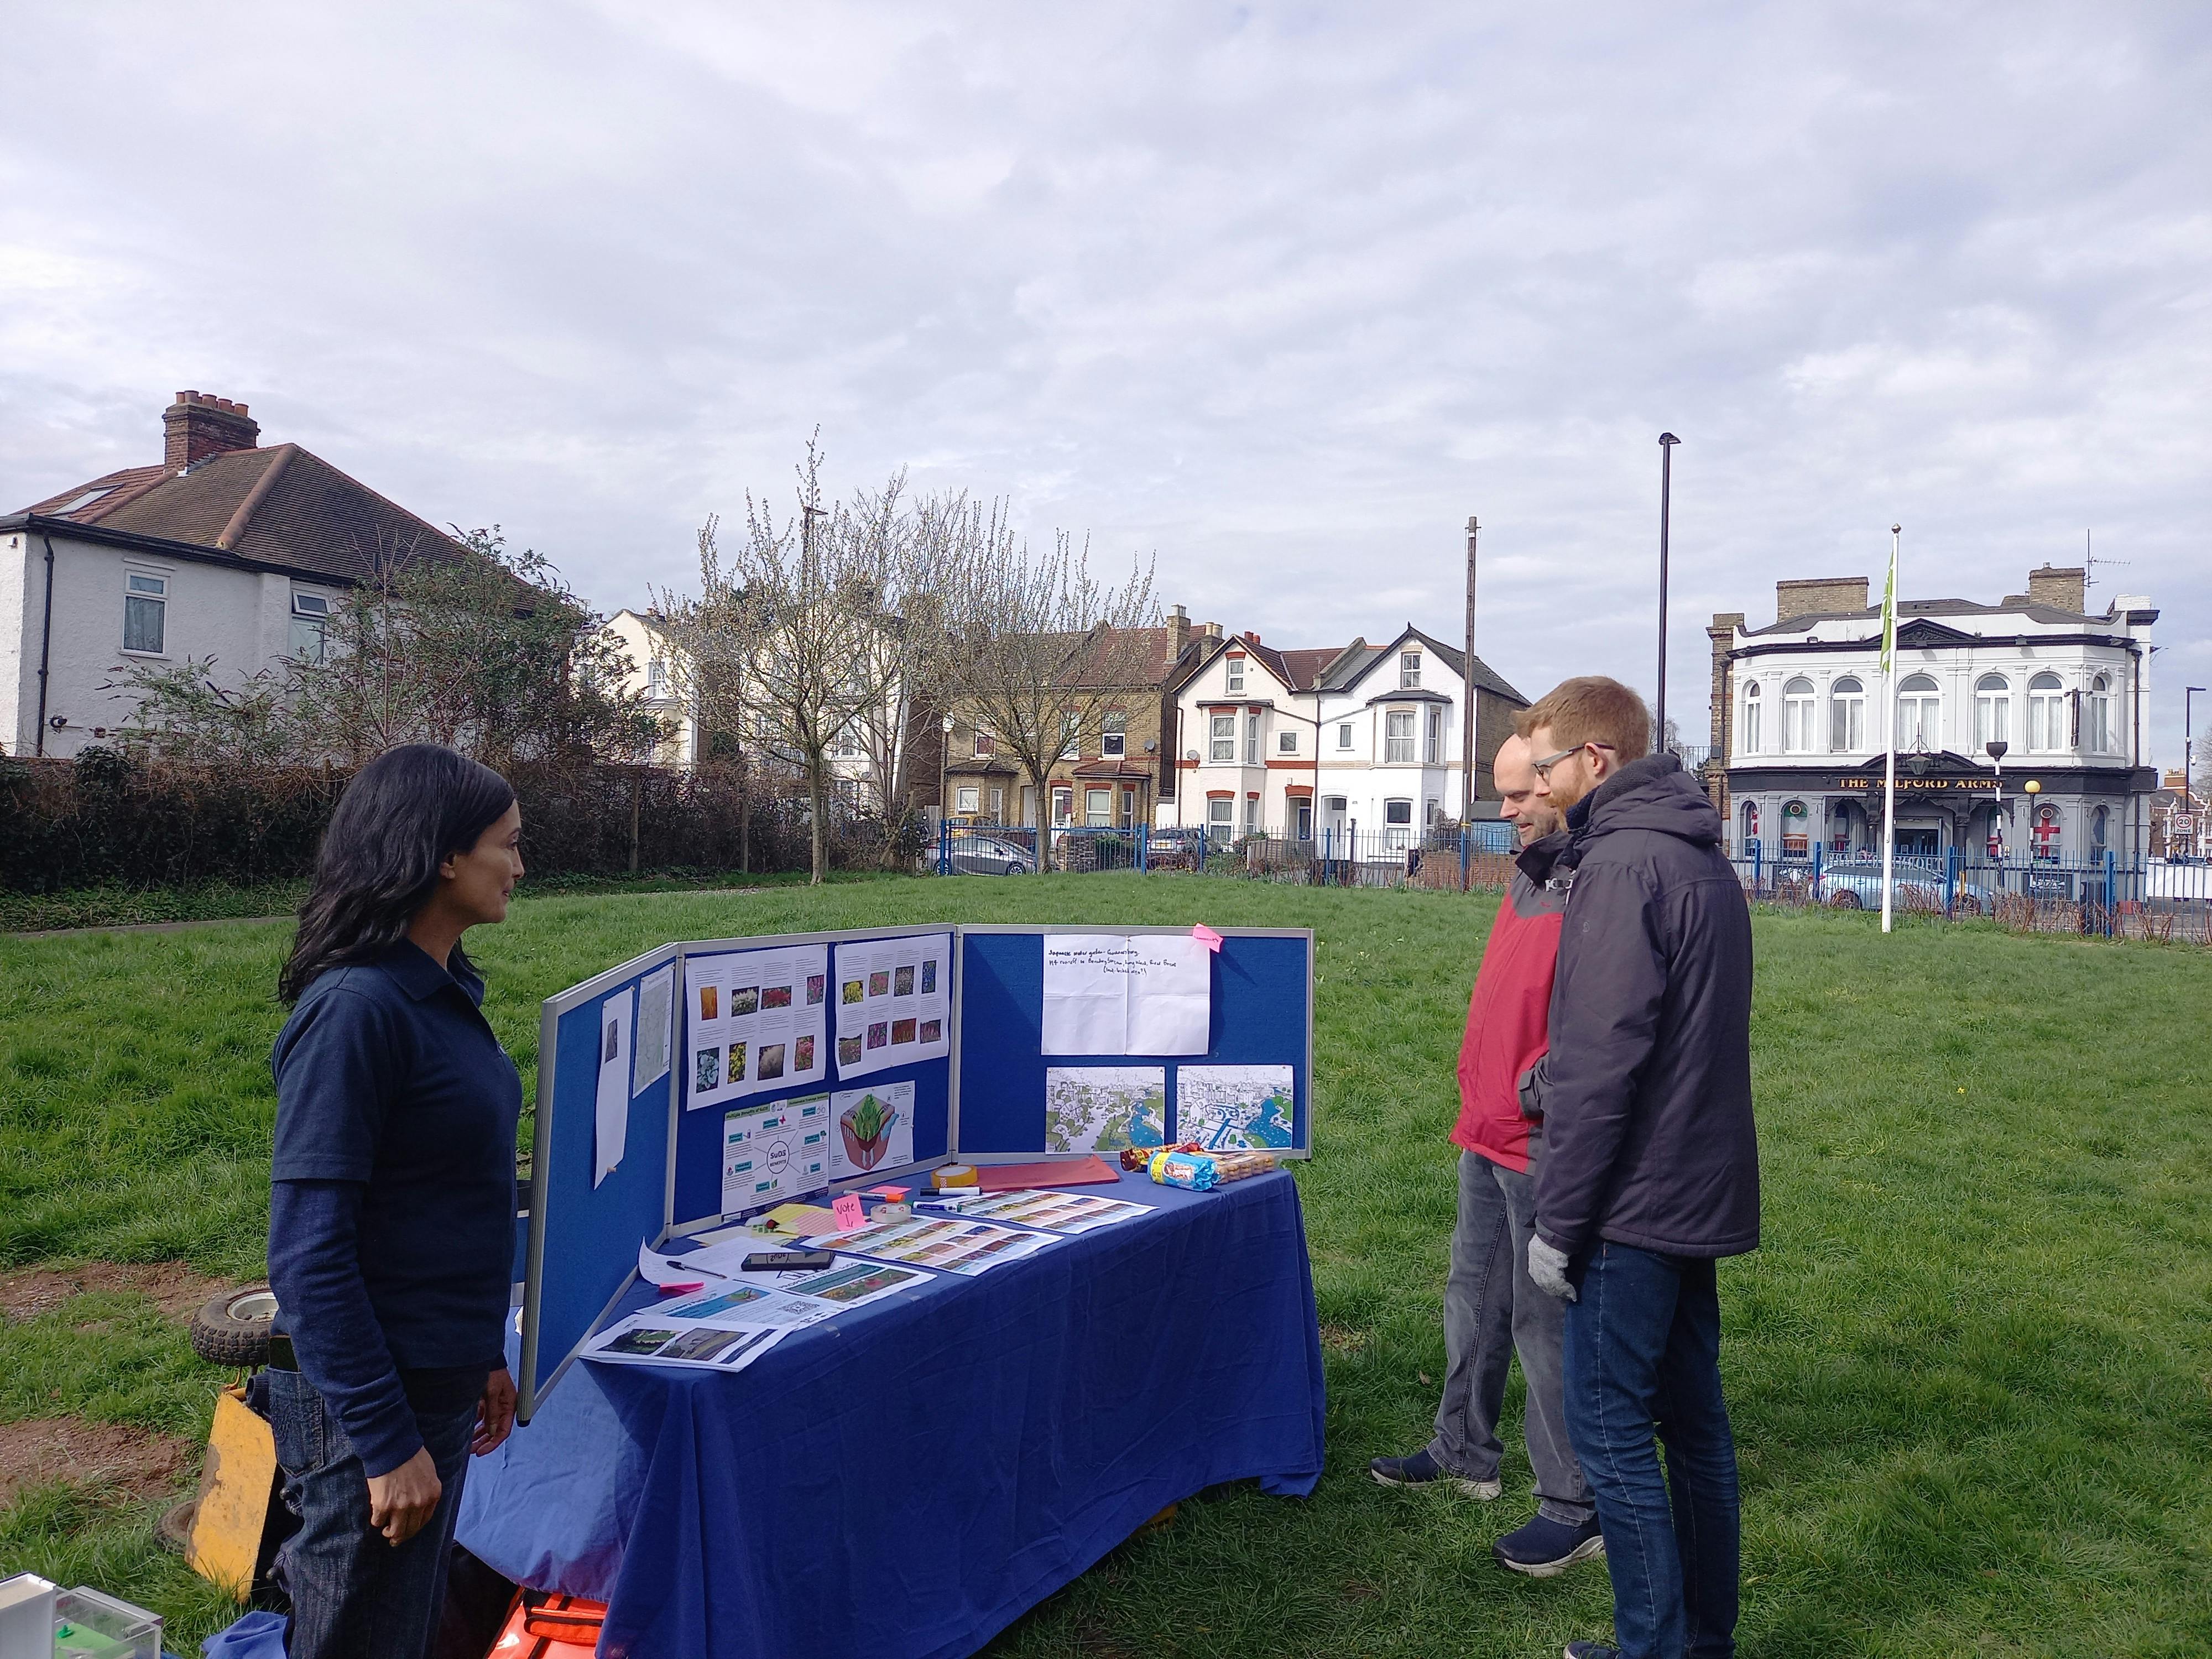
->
[456,1169,1326,1659]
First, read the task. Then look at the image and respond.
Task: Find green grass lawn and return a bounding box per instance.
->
[3,876,2210,1656]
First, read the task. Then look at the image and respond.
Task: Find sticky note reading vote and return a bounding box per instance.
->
[1191,924,1224,952]
[832,1193,865,1229]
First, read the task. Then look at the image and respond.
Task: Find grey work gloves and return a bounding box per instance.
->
[1527,1235,1576,1302]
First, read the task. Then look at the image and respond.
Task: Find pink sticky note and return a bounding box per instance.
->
[832,1193,865,1229]
[656,1281,706,1296]
[1191,924,1224,952]
[866,1185,910,1202]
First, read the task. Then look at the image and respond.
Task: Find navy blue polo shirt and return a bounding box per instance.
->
[269,941,521,1469]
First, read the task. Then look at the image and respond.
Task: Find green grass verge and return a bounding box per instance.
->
[2,877,2209,1654]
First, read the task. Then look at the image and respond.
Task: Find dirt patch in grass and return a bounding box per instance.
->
[0,1262,232,1325]
[0,1417,196,1507]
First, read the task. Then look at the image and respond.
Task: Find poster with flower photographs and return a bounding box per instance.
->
[830,932,950,1079]
[683,942,830,1109]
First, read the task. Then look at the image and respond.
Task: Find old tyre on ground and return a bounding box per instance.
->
[1829,889,1864,910]
[190,1285,279,1367]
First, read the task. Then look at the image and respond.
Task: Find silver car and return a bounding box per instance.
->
[1812,856,1994,915]
[945,834,1033,876]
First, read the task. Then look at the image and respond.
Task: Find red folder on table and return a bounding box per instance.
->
[974,1155,1122,1192]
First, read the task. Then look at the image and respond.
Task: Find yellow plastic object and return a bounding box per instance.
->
[186,1386,279,1600]
[931,1162,978,1190]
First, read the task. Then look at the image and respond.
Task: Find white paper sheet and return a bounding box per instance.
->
[582,1313,788,1371]
[685,944,830,1109]
[826,1079,916,1181]
[593,987,633,1187]
[831,932,951,1079]
[781,1255,937,1310]
[1044,1066,1167,1152]
[632,963,675,1095]
[953,1188,1156,1235]
[1175,1063,1297,1150]
[1041,934,1212,1055]
[721,1093,833,1215]
[808,1215,1057,1276]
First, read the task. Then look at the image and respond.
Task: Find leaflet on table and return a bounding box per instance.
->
[582,1314,789,1372]
[685,943,830,1110]
[1041,933,1211,1056]
[831,932,950,1080]
[952,1188,1155,1235]
[811,1214,1056,1276]
[722,1093,833,1215]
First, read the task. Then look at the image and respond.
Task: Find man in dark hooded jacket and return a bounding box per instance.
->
[1516,675,1758,1659]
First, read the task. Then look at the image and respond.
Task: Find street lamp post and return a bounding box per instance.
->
[1656,433,1681,751]
[1985,740,2008,864]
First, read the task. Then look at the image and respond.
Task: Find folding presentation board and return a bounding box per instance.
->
[518,922,1313,1419]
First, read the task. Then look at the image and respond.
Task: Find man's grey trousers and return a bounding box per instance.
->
[1429,1144,1594,1525]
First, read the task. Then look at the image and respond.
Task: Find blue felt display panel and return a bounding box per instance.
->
[954,931,1312,1156]
[523,961,675,1416]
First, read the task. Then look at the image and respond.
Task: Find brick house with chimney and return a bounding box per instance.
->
[1708,564,2158,864]
[2,392,469,758]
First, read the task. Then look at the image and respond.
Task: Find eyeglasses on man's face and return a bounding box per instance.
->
[1530,741,1614,781]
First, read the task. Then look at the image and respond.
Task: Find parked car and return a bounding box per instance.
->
[1143,828,1209,872]
[1812,857,1994,915]
[946,834,1032,876]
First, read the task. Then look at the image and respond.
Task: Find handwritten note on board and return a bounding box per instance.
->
[1041,934,1211,1055]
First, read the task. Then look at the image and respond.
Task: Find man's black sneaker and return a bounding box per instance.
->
[1365,1448,1501,1500]
[1562,1644,1621,1658]
[1494,1512,1606,1577]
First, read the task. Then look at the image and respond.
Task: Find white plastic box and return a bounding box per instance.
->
[51,1585,163,1659]
[0,1574,58,1659]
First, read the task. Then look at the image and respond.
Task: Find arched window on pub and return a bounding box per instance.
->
[1740,800,1760,851]
[1741,681,1762,754]
[1829,676,1866,754]
[1973,673,2011,752]
[2091,805,2109,857]
[2087,674,2112,753]
[2027,672,2065,752]
[1781,799,1810,857]
[1782,679,1816,753]
[1896,673,1941,750]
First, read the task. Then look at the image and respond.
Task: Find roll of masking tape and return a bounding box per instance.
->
[932,1163,978,1190]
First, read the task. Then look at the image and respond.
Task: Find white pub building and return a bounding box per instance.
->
[1708,565,2158,867]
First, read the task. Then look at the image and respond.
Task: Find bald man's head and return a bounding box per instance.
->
[1494,734,1561,846]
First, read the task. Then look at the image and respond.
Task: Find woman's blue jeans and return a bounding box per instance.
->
[1562,1241,1741,1659]
[265,1368,478,1659]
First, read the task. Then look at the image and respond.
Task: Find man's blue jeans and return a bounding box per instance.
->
[266,1368,479,1659]
[1562,1241,1740,1659]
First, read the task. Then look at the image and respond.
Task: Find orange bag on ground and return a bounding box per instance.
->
[488,1589,607,1656]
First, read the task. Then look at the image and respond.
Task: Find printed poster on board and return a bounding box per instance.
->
[684,942,830,1109]
[831,932,950,1081]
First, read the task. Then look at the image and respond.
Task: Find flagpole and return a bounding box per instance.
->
[1880,523,1900,934]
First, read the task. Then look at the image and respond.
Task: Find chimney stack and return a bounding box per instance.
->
[1243,630,1261,646]
[1773,576,1869,624]
[1167,603,1190,663]
[2025,564,2086,614]
[164,390,260,471]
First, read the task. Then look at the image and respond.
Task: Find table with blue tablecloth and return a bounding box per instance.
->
[455,1168,1326,1659]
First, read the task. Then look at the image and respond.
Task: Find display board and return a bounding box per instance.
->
[519,921,1313,1419]
[954,927,1312,1160]
[518,944,681,1419]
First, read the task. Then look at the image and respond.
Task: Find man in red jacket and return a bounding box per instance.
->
[1369,735,1603,1578]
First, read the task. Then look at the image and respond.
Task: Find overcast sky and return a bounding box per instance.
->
[5,3,2208,763]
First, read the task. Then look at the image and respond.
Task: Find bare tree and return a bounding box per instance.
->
[933,523,1159,868]
[654,441,937,884]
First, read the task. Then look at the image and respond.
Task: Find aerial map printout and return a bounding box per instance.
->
[1175,1063,1296,1150]
[1044,1066,1167,1152]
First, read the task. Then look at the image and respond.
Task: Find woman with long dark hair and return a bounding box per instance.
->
[265,744,525,1659]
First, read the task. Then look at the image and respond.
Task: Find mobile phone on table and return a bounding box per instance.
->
[742,1250,834,1272]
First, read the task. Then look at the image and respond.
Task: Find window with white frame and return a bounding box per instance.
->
[1896,674,1941,749]
[290,590,331,664]
[1207,797,1233,838]
[1973,674,2011,750]
[833,723,864,759]
[1101,711,1127,758]
[2087,675,2112,753]
[972,726,995,758]
[1384,799,1412,824]
[1740,681,1762,753]
[1225,655,1245,692]
[954,784,980,815]
[1829,676,1866,753]
[122,569,168,655]
[1424,705,1441,764]
[1277,730,1297,754]
[1400,650,1422,689]
[1336,721,1353,750]
[1058,711,1080,759]
[1244,710,1261,764]
[1384,709,1416,763]
[1210,713,1235,763]
[2027,672,2066,752]
[1085,787,1112,826]
[1782,678,1816,753]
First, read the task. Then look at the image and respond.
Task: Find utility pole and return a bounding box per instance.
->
[1461,515,1478,893]
[1657,433,1681,750]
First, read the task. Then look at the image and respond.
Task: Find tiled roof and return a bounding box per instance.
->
[1742,598,2111,637]
[1314,625,1527,705]
[16,443,469,584]
[1056,624,1188,690]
